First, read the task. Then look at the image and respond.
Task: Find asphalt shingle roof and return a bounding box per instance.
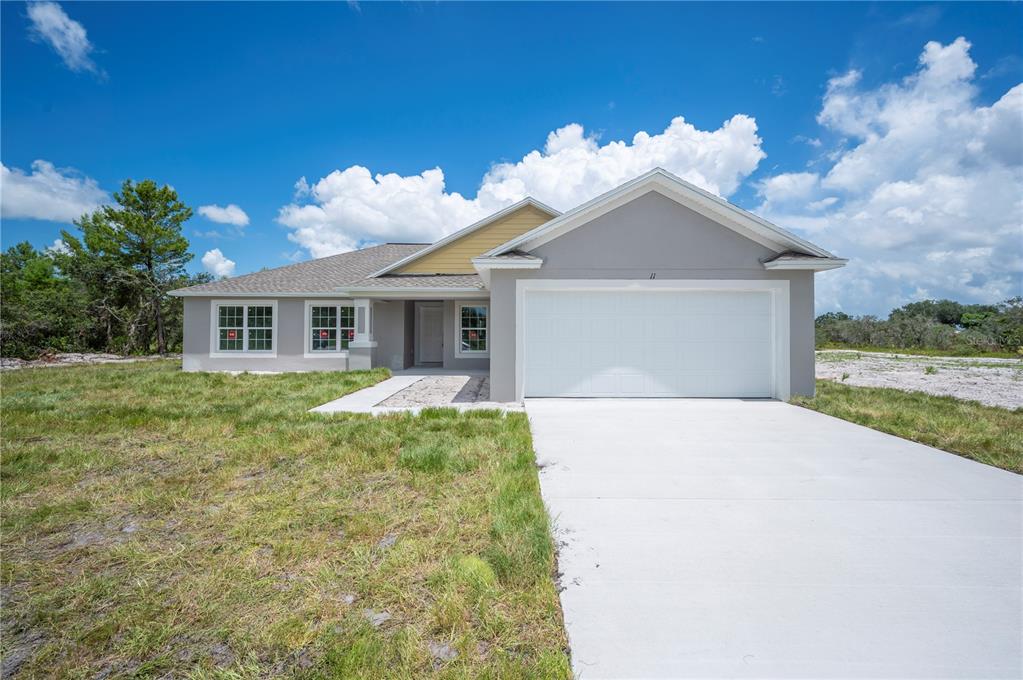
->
[171,243,481,296]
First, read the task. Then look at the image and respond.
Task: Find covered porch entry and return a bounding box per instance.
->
[347,296,491,374]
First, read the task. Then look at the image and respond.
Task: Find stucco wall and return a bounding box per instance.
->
[372,300,407,371]
[402,301,415,369]
[183,297,350,372]
[442,299,491,370]
[182,296,492,373]
[488,191,817,401]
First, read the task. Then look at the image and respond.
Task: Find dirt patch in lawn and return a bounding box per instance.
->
[816,350,1023,409]
[0,352,178,371]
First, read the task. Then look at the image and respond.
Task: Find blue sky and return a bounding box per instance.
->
[2,1,1021,315]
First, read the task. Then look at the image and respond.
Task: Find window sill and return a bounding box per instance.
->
[454,351,490,359]
[209,351,278,359]
[302,351,351,359]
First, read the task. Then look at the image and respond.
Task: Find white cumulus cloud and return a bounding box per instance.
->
[46,238,71,255]
[201,249,236,278]
[198,203,249,228]
[1,160,109,222]
[278,116,766,258]
[757,37,1023,314]
[27,1,102,75]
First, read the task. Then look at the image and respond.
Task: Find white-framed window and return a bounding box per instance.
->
[455,302,489,357]
[304,300,355,357]
[210,300,277,357]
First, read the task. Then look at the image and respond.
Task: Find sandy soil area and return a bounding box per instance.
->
[0,353,178,371]
[815,350,1023,409]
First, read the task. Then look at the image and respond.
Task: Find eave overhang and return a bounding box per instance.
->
[471,255,545,287]
[332,286,488,300]
[761,258,847,271]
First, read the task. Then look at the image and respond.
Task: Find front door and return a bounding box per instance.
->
[417,305,443,364]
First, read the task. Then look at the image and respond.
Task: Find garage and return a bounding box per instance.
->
[520,283,788,398]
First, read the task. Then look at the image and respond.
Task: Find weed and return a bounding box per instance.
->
[0,361,569,676]
[792,380,1022,474]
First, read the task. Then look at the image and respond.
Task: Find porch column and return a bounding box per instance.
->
[348,298,376,370]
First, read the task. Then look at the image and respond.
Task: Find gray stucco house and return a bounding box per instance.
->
[172,169,846,401]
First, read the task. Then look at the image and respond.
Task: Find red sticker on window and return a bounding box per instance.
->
[227,330,237,339]
[320,330,329,338]
[469,330,478,339]
[348,330,355,339]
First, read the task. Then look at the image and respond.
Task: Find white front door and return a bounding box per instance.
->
[522,288,778,398]
[417,305,443,363]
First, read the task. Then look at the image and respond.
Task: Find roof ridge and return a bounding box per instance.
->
[206,243,422,282]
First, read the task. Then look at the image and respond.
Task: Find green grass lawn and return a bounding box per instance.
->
[816,343,1021,359]
[1,361,569,678]
[792,379,1022,474]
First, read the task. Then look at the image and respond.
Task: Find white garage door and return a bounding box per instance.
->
[523,289,776,398]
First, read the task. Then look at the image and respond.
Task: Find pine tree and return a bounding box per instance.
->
[62,179,193,354]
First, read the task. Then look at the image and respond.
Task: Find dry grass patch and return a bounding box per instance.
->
[792,379,1022,474]
[1,361,569,678]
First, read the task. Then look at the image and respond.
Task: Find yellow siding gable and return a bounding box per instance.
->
[397,204,555,274]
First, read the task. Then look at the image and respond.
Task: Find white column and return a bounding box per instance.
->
[350,298,377,348]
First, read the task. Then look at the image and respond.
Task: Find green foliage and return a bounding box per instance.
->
[0,242,88,358]
[816,297,1023,355]
[1,180,212,359]
[889,299,998,326]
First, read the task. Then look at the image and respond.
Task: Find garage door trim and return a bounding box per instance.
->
[515,279,790,401]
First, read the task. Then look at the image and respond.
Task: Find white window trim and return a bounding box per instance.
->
[454,301,490,358]
[209,299,278,358]
[514,279,790,401]
[303,299,355,359]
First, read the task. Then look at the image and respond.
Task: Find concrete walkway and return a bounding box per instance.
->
[310,370,521,415]
[310,375,424,414]
[526,398,1022,679]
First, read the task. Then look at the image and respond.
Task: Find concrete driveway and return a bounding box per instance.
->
[526,399,1022,679]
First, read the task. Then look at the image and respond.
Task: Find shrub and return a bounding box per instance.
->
[816,297,1022,354]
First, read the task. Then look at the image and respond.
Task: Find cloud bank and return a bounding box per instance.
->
[757,37,1022,313]
[1,160,109,222]
[278,115,766,258]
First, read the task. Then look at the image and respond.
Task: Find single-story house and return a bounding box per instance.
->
[171,168,846,401]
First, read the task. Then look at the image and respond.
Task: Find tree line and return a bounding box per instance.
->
[1,180,213,359]
[816,297,1023,355]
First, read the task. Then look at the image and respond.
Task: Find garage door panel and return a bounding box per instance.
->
[647,373,681,395]
[643,341,677,369]
[524,289,776,398]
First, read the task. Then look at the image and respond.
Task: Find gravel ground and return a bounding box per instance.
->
[815,350,1023,409]
[377,375,519,410]
[0,353,179,371]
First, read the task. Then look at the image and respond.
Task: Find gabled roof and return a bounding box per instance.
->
[482,168,838,260]
[368,197,560,277]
